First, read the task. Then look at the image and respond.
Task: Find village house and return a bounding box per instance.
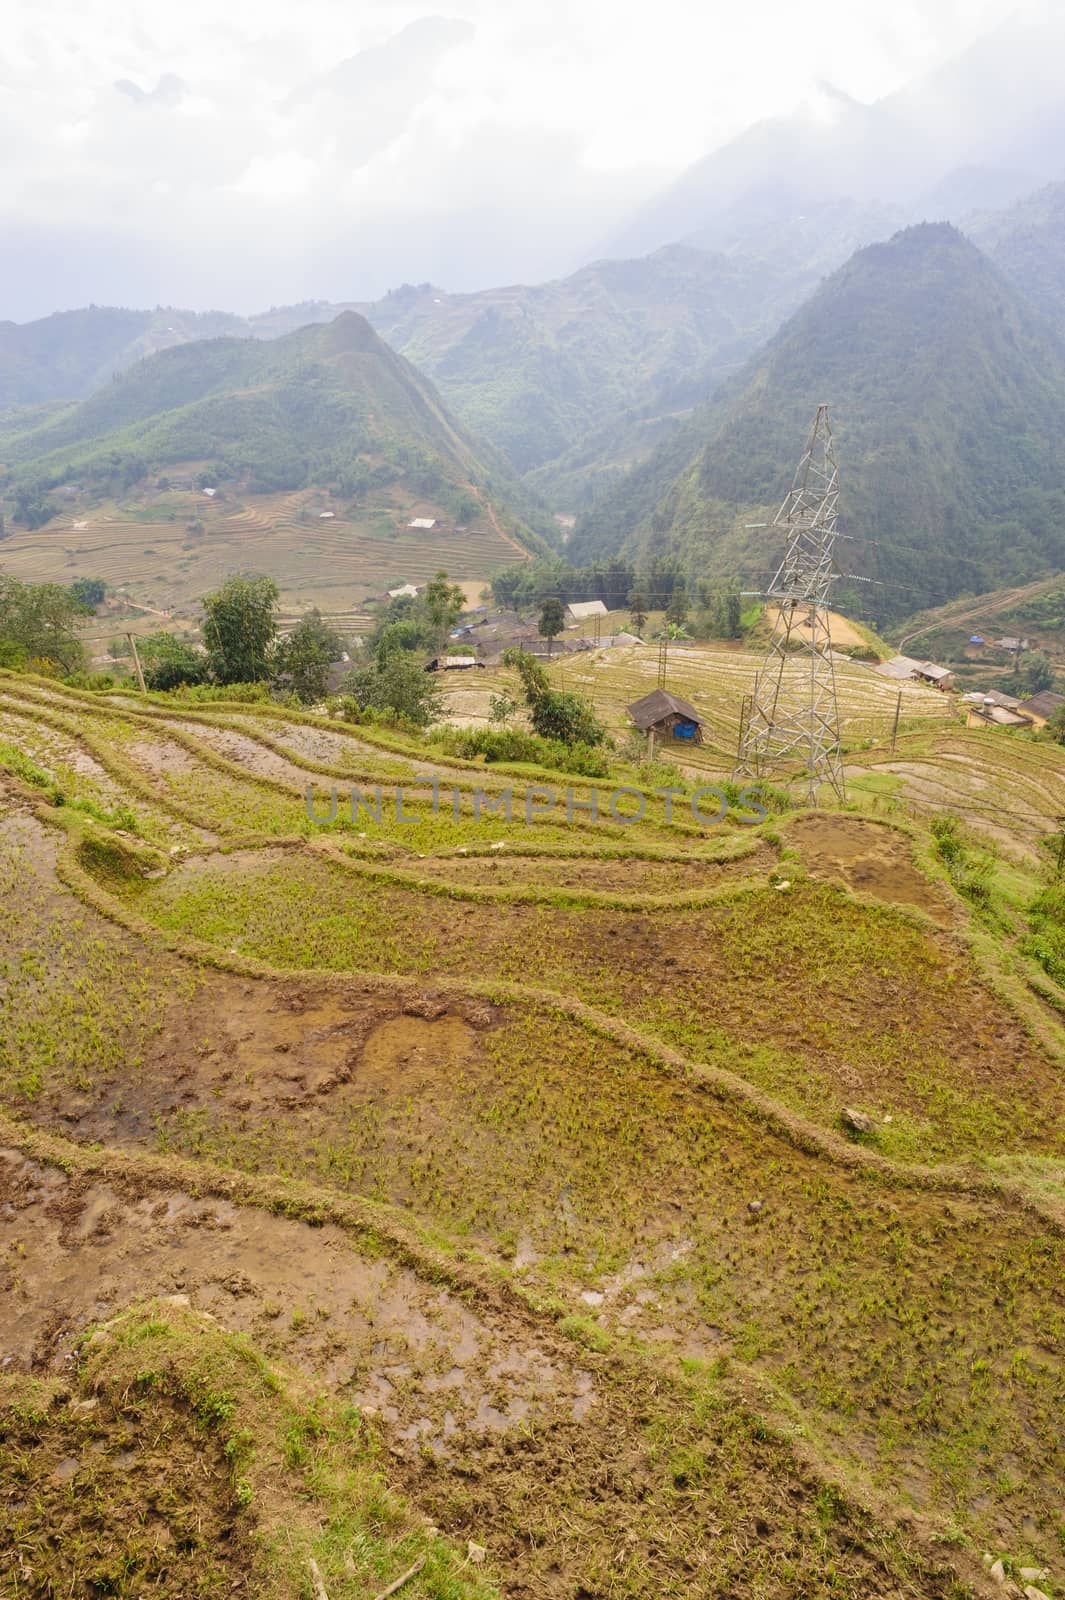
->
[626,689,703,743]
[565,600,608,625]
[1018,690,1065,728]
[424,655,484,672]
[912,662,956,691]
[876,655,955,690]
[965,698,1033,729]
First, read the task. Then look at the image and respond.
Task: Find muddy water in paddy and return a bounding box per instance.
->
[0,1149,594,1449]
[787,814,954,923]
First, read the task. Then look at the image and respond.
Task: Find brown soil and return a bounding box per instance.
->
[26,959,498,1143]
[159,718,313,788]
[0,1365,249,1596]
[787,815,953,922]
[0,1151,589,1448]
[124,735,199,778]
[227,714,456,780]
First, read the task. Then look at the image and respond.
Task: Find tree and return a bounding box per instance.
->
[343,653,443,729]
[602,557,634,611]
[423,571,466,652]
[488,690,518,725]
[202,574,279,684]
[503,648,606,747]
[666,577,689,628]
[274,610,344,703]
[13,485,59,530]
[70,577,106,611]
[705,585,742,639]
[538,596,566,657]
[1022,649,1055,695]
[0,575,86,674]
[137,632,208,691]
[628,589,648,636]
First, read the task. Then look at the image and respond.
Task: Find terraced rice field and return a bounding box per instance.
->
[2,669,1065,1597]
[0,486,527,617]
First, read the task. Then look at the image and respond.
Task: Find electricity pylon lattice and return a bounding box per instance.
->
[733,404,846,805]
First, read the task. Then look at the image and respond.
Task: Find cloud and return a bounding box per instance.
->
[113,71,186,106]
[0,0,1046,319]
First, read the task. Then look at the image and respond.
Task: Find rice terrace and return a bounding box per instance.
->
[2,606,1065,1597]
[7,16,1065,1589]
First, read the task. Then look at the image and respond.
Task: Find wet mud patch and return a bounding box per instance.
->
[787,814,952,922]
[29,966,497,1145]
[0,1150,596,1457]
[158,717,313,788]
[227,713,451,780]
[0,1373,250,1596]
[123,735,201,779]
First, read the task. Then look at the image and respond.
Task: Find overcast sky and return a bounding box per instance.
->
[0,0,1054,318]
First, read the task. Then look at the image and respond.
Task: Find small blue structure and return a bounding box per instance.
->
[969,635,986,646]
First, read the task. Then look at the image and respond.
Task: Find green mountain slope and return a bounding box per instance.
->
[0,246,814,488]
[571,224,1065,618]
[359,245,811,474]
[968,181,1065,328]
[0,306,249,409]
[0,313,545,542]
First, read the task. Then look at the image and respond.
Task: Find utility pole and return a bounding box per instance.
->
[126,631,147,695]
[733,404,846,805]
[1055,815,1065,881]
[657,634,668,690]
[890,690,902,753]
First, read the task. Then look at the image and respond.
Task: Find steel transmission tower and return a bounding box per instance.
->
[733,404,846,804]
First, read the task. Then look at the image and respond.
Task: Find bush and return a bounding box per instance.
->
[341,654,443,730]
[434,726,612,777]
[1024,880,1065,986]
[504,648,606,747]
[166,681,271,703]
[931,815,993,905]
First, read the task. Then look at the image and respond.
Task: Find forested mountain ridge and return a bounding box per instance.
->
[0,246,814,483]
[0,306,250,409]
[0,312,546,541]
[968,181,1065,329]
[356,245,815,474]
[570,224,1065,619]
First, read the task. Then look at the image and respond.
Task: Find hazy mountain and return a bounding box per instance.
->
[0,246,818,484]
[916,165,1038,221]
[570,225,1065,619]
[0,313,535,534]
[968,181,1065,327]
[607,17,1065,263]
[358,245,820,475]
[0,307,248,409]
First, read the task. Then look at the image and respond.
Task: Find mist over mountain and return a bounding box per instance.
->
[0,246,819,483]
[968,181,1065,328]
[607,16,1065,264]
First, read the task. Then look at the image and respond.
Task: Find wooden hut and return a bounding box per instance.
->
[626,689,703,743]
